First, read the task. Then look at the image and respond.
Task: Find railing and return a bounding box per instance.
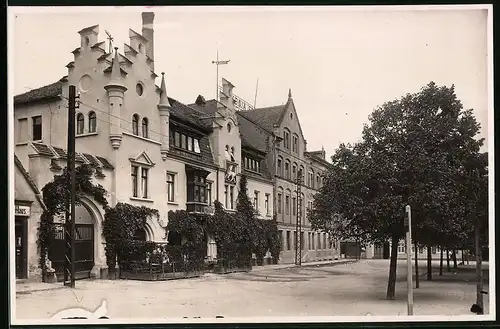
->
[218,85,255,111]
[120,259,204,281]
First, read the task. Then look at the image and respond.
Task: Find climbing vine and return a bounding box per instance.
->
[102,202,159,272]
[37,164,108,277]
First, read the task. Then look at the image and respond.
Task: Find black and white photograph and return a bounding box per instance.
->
[8,5,494,325]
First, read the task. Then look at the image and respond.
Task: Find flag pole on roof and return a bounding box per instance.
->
[212,50,230,102]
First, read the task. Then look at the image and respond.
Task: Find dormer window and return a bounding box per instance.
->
[84,36,90,47]
[172,129,201,154]
[138,43,144,54]
[243,154,261,174]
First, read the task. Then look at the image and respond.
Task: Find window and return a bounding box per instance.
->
[229,186,235,210]
[224,185,229,208]
[292,163,297,180]
[172,130,201,153]
[318,234,321,249]
[277,158,282,177]
[312,233,315,250]
[174,131,181,148]
[283,129,290,149]
[167,173,175,202]
[186,168,210,212]
[285,195,290,215]
[292,135,298,153]
[300,232,304,250]
[76,113,84,134]
[207,182,212,205]
[316,175,321,189]
[265,194,270,215]
[244,155,261,173]
[253,191,259,211]
[88,111,97,133]
[286,231,291,250]
[277,193,282,214]
[132,114,139,135]
[308,170,314,188]
[285,160,290,179]
[32,116,42,141]
[131,165,139,197]
[142,118,149,138]
[136,83,144,96]
[17,118,28,143]
[292,197,296,216]
[141,168,149,198]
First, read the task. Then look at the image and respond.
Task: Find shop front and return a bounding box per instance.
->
[14,202,31,280]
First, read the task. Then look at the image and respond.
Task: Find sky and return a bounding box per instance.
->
[10,6,491,157]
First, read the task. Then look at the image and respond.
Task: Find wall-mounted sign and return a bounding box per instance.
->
[15,205,31,217]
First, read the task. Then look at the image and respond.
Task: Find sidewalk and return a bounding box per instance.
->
[16,280,67,295]
[251,258,357,272]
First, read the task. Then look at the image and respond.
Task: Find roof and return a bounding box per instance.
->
[14,154,47,211]
[169,97,213,132]
[30,142,114,170]
[14,81,63,105]
[238,104,287,131]
[237,113,270,154]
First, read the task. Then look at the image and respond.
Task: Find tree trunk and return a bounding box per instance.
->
[426,245,432,281]
[446,249,451,272]
[414,243,419,288]
[453,249,457,269]
[439,248,443,276]
[386,235,399,300]
[461,249,465,265]
[475,220,484,314]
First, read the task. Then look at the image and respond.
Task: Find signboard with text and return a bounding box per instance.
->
[15,205,31,217]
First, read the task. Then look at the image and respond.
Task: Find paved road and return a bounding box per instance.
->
[15,260,489,320]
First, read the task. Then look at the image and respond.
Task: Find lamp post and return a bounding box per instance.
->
[405,205,414,315]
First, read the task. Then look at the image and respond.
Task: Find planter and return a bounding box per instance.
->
[43,270,57,283]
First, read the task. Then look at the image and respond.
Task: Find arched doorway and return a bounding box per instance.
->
[48,204,96,281]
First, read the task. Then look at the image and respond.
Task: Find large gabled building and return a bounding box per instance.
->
[13,12,275,281]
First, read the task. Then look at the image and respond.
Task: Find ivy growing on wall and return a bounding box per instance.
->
[37,164,108,276]
[102,202,159,272]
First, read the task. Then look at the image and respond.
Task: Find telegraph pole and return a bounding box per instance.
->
[405,205,414,315]
[65,85,78,288]
[295,170,303,266]
[212,50,230,101]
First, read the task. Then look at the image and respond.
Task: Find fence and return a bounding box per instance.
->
[119,259,204,281]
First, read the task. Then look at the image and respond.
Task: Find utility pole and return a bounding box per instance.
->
[295,169,303,266]
[64,85,78,288]
[405,205,414,315]
[212,50,230,101]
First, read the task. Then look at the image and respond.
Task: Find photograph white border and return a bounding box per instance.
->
[8,4,495,325]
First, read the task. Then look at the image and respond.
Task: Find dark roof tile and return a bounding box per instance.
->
[82,153,101,167]
[31,143,55,157]
[95,156,114,170]
[238,104,287,131]
[168,97,213,132]
[14,81,62,105]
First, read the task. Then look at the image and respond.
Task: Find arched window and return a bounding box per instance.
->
[308,169,315,188]
[285,159,291,180]
[76,113,84,135]
[277,156,283,177]
[142,117,149,138]
[292,162,298,181]
[132,114,139,135]
[283,128,291,149]
[88,111,96,133]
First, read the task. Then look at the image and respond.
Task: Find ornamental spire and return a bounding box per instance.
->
[159,72,171,107]
[288,88,292,99]
[109,47,122,84]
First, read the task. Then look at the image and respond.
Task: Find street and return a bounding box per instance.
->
[15,259,489,320]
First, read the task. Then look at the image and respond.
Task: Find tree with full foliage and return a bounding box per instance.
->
[38,164,108,276]
[309,81,488,300]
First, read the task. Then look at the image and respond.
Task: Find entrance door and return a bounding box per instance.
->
[15,219,27,279]
[49,223,95,281]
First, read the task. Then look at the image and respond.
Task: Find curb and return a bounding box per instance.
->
[296,259,358,269]
[16,285,68,295]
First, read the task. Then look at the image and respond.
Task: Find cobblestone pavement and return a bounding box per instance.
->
[14,260,489,320]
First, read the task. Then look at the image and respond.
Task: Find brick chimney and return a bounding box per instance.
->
[142,12,155,70]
